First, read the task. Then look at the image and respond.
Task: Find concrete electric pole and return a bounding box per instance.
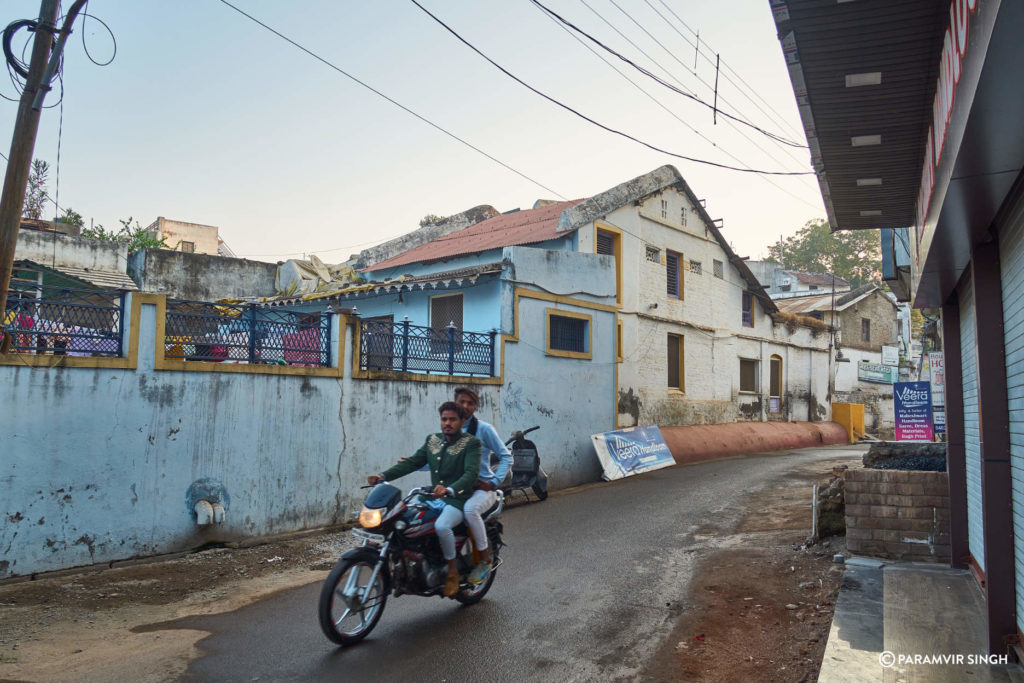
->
[0,0,87,349]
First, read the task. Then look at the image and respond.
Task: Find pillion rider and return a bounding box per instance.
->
[367,401,481,596]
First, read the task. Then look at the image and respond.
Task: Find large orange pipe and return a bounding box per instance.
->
[659,421,849,465]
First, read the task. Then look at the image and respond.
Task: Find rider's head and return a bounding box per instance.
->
[454,386,478,417]
[438,401,465,437]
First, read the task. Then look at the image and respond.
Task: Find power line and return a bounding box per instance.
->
[530,0,805,149]
[213,0,567,201]
[409,0,812,177]
[530,1,822,210]
[652,0,804,141]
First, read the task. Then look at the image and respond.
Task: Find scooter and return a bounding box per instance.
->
[498,426,548,501]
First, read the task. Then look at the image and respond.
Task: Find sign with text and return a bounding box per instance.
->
[591,425,675,481]
[859,361,896,384]
[933,408,946,436]
[895,381,934,442]
[929,352,945,408]
[882,345,899,366]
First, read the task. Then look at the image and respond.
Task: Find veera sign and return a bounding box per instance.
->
[916,0,980,237]
[895,385,930,404]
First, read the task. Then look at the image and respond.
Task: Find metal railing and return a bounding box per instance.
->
[165,300,331,366]
[3,286,124,357]
[359,318,496,376]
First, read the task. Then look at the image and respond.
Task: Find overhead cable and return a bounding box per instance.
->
[531,0,805,149]
[409,0,812,176]
[214,0,567,201]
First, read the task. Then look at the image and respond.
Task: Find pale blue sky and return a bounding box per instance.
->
[2,0,824,262]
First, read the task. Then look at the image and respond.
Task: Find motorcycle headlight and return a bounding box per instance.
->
[359,507,383,529]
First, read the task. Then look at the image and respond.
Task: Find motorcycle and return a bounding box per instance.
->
[318,482,505,645]
[498,426,549,501]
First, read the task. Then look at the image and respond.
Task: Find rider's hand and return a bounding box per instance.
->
[431,484,448,498]
[475,479,493,491]
[367,474,384,485]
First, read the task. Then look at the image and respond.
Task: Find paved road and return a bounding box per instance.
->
[159,447,858,682]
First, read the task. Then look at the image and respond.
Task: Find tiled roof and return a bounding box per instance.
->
[363,200,584,272]
[786,270,850,287]
[262,263,503,307]
[14,260,138,291]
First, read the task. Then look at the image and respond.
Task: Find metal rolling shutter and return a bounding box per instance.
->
[998,194,1024,634]
[959,272,985,570]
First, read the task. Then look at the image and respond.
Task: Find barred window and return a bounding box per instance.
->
[660,199,668,219]
[180,241,195,253]
[689,260,702,275]
[645,244,661,262]
[713,259,724,279]
[546,308,591,359]
[596,230,615,255]
[667,251,682,298]
[680,208,688,227]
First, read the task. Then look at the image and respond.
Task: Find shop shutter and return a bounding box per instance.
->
[959,271,985,571]
[997,193,1024,634]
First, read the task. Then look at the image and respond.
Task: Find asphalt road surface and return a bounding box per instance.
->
[160,447,853,682]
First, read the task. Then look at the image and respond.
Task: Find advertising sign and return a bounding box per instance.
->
[881,345,899,366]
[591,425,675,481]
[894,381,934,442]
[859,361,896,384]
[933,409,946,436]
[929,352,945,408]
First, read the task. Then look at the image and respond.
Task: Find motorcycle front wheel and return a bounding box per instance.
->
[318,557,388,645]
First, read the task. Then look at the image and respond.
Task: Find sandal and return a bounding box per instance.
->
[444,569,460,596]
[467,561,492,585]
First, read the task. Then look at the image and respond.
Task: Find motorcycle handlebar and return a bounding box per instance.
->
[505,425,540,446]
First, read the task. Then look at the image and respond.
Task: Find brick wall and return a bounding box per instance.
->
[845,469,950,562]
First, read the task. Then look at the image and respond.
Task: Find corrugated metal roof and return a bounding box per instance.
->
[262,263,503,307]
[772,0,947,230]
[14,260,138,291]
[774,286,882,314]
[363,200,584,272]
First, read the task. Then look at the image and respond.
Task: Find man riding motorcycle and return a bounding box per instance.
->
[367,401,480,596]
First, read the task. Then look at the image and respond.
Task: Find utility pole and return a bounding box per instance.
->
[0,0,87,348]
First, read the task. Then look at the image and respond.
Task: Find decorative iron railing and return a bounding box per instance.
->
[165,300,331,366]
[3,286,124,357]
[359,318,496,376]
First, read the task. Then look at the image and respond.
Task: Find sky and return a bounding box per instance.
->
[1,0,825,264]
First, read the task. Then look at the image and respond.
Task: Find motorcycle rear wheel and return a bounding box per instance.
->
[318,558,387,645]
[455,560,497,605]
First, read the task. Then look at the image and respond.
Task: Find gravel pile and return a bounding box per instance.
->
[871,455,946,471]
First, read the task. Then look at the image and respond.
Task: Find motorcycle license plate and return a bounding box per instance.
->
[352,528,384,544]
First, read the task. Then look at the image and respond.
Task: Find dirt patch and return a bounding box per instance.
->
[645,456,857,682]
[0,528,357,681]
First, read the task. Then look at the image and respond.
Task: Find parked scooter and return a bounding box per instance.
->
[318,483,504,645]
[497,426,548,501]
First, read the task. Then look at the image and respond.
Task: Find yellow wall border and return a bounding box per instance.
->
[153,296,347,378]
[594,221,623,307]
[0,292,145,370]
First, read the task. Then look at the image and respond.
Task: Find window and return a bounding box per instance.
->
[742,291,754,327]
[688,260,702,275]
[430,293,464,353]
[809,284,819,290]
[779,283,791,292]
[666,250,683,298]
[680,207,688,227]
[660,199,668,219]
[897,319,904,338]
[740,358,758,393]
[616,320,623,362]
[667,334,684,390]
[180,240,195,253]
[645,244,661,262]
[546,308,592,359]
[595,224,622,305]
[861,317,871,342]
[769,355,782,398]
[713,259,724,279]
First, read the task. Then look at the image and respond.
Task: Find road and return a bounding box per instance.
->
[157,447,856,682]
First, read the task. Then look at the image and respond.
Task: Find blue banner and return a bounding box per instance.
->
[591,425,675,481]
[894,381,934,442]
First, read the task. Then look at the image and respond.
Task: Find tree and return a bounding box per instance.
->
[81,216,168,253]
[766,219,881,289]
[22,159,50,219]
[54,207,84,227]
[419,214,446,228]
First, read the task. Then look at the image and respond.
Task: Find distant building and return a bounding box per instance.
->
[144,217,235,257]
[745,260,851,299]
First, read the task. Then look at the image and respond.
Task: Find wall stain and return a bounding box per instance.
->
[617,388,642,423]
[7,512,23,523]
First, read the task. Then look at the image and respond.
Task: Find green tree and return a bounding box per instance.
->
[22,159,50,219]
[766,219,881,289]
[419,213,446,228]
[81,216,168,253]
[55,207,84,227]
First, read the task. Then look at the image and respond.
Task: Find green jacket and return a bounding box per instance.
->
[381,432,481,510]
